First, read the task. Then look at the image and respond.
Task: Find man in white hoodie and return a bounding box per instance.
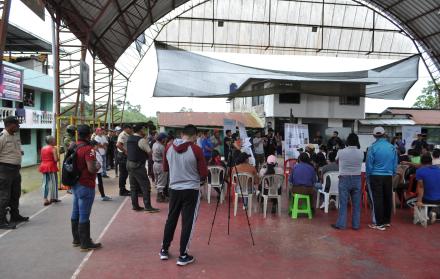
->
[159,125,207,266]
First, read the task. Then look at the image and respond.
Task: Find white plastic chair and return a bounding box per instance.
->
[233,173,255,217]
[260,174,284,218]
[207,166,226,204]
[316,171,339,213]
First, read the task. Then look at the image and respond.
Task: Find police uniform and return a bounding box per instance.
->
[117,130,130,195]
[126,133,159,212]
[152,140,168,202]
[0,129,24,225]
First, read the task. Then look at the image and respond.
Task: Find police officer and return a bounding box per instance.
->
[62,124,76,194]
[153,133,168,203]
[116,124,132,196]
[126,124,159,212]
[63,125,76,152]
[0,116,29,229]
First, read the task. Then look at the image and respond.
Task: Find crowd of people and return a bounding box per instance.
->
[1,115,440,266]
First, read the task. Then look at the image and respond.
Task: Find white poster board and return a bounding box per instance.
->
[402,125,421,151]
[223,119,237,135]
[284,123,309,160]
[358,134,377,152]
[237,121,248,141]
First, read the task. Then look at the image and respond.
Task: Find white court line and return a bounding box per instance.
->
[0,194,69,239]
[71,197,129,279]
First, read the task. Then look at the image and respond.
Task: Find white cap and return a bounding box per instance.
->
[115,126,122,132]
[373,126,385,136]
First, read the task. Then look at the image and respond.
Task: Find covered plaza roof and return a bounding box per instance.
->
[44,0,440,85]
[5,23,52,53]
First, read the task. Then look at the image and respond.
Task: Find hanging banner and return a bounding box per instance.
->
[284,123,309,160]
[402,125,421,151]
[0,64,24,102]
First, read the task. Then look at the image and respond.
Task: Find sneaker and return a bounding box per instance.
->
[10,215,29,223]
[368,224,386,231]
[119,190,131,196]
[132,206,144,211]
[177,254,195,266]
[101,196,112,201]
[383,223,391,227]
[331,224,343,230]
[430,211,437,224]
[159,249,169,260]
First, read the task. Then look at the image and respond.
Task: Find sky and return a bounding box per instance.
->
[9,1,430,117]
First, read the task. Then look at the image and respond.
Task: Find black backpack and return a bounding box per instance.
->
[62,143,88,186]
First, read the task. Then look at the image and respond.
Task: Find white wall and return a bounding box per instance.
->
[265,94,365,119]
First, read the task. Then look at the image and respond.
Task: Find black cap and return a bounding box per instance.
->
[122,124,132,129]
[3,116,19,126]
[77,124,92,137]
[132,124,145,133]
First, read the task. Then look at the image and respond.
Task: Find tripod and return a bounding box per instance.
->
[208,147,255,246]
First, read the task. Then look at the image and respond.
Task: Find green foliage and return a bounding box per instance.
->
[179,107,193,112]
[413,81,440,109]
[61,100,154,124]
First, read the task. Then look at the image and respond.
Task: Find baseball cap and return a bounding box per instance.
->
[115,126,122,132]
[306,144,315,150]
[373,126,385,136]
[3,116,19,126]
[157,132,167,141]
[267,155,277,165]
[77,124,92,136]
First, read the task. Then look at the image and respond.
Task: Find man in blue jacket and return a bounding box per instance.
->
[366,127,398,231]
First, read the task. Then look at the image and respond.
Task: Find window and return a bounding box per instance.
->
[279,93,300,104]
[339,96,360,105]
[252,95,264,106]
[23,88,35,107]
[20,129,32,145]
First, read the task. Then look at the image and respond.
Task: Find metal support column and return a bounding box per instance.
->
[93,57,112,126]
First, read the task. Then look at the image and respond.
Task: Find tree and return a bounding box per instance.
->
[413,81,440,109]
[179,107,193,112]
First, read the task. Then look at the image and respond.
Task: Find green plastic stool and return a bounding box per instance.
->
[290,194,312,219]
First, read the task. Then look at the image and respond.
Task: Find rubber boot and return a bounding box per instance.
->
[144,191,160,213]
[71,219,80,247]
[79,221,102,252]
[131,189,144,211]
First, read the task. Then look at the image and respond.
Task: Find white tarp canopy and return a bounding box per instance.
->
[153,43,419,100]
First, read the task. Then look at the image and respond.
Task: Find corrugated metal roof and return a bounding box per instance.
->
[156,0,414,59]
[45,0,190,68]
[6,23,52,53]
[359,119,415,125]
[45,0,439,83]
[385,108,440,126]
[157,112,263,128]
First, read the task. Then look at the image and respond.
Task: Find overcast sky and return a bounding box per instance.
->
[10,1,430,117]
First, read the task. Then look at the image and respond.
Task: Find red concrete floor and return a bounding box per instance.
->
[77,194,440,279]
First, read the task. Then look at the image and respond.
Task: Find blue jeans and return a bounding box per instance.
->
[336,175,361,229]
[71,183,95,224]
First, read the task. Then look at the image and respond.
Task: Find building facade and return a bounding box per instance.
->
[0,59,54,167]
[231,92,365,139]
